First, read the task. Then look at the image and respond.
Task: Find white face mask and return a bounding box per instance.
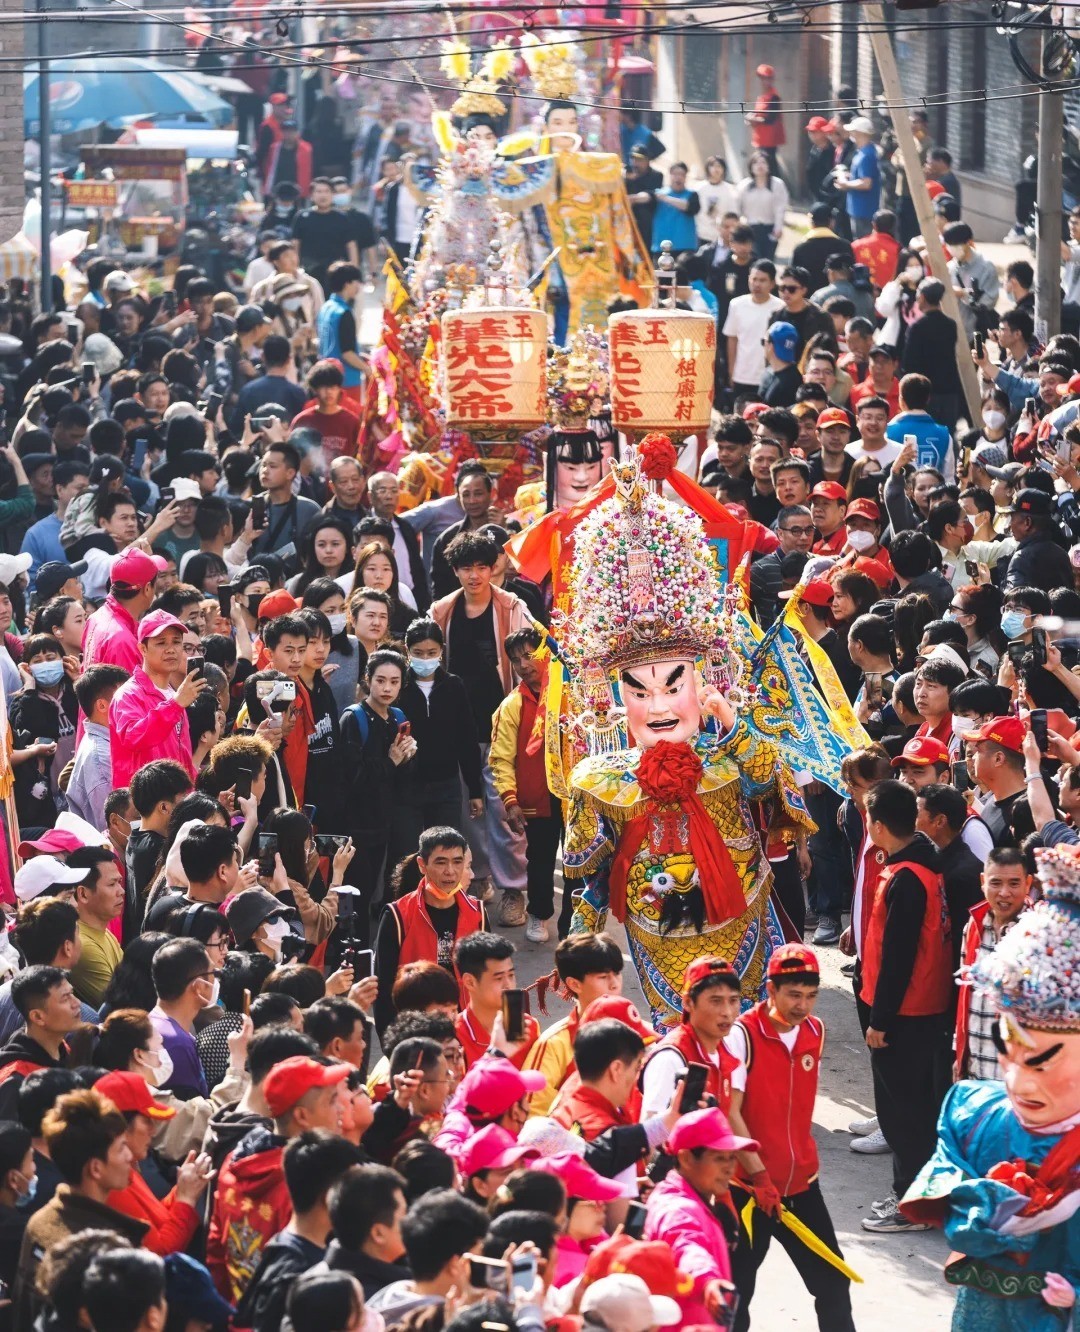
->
[327,612,347,636]
[332,193,352,207]
[139,1044,174,1088]
[282,297,305,313]
[846,529,877,552]
[198,975,220,1008]
[262,917,291,959]
[982,410,1007,432]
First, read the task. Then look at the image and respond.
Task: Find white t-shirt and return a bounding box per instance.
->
[639,1041,747,1120]
[82,546,118,601]
[725,1023,799,1063]
[844,437,903,468]
[693,178,741,243]
[722,293,785,386]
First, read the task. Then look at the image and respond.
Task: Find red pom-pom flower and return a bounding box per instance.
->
[637,739,704,804]
[639,433,678,481]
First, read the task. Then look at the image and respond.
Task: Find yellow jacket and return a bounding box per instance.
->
[488,688,525,806]
[522,1009,577,1116]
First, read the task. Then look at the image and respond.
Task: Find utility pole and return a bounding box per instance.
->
[863,3,982,422]
[1034,24,1064,344]
[37,0,52,312]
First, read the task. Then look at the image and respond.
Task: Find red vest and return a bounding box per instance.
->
[386,884,484,1003]
[860,858,953,1018]
[737,1003,823,1197]
[0,1059,47,1087]
[953,899,990,1078]
[644,1022,740,1114]
[751,89,786,148]
[552,1082,630,1142]
[455,1007,540,1071]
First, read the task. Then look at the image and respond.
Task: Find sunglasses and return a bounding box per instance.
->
[779,284,801,293]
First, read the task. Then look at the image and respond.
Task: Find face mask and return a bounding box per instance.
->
[328,612,347,636]
[332,193,352,207]
[275,205,292,217]
[138,1044,174,1088]
[410,656,440,678]
[905,266,923,281]
[982,410,1007,432]
[246,592,265,619]
[282,297,304,312]
[1001,610,1028,640]
[14,1171,38,1210]
[200,976,220,1008]
[262,918,290,959]
[846,529,876,553]
[30,660,65,687]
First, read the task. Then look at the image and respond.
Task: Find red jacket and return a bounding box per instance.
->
[644,1021,740,1114]
[750,88,786,148]
[737,1002,824,1197]
[82,595,140,673]
[860,857,953,1019]
[108,1166,200,1256]
[206,1131,290,1303]
[552,1082,630,1142]
[853,232,901,291]
[386,883,485,1000]
[455,1006,539,1071]
[953,899,1029,1076]
[108,666,195,791]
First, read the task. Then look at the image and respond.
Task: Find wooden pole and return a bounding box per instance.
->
[1034,25,1064,343]
[863,4,982,423]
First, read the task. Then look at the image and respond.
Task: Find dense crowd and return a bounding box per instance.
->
[4,64,1080,1332]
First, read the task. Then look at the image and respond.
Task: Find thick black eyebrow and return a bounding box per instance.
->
[622,669,646,691]
[664,664,686,686]
[1026,1043,1064,1068]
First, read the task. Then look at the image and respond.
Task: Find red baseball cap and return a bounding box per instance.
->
[269,92,290,105]
[263,1056,351,1118]
[110,548,168,589]
[823,118,841,133]
[779,577,834,607]
[741,402,768,421]
[136,609,187,644]
[724,503,750,521]
[891,735,951,768]
[458,1124,534,1178]
[845,498,881,522]
[805,115,830,133]
[960,715,1025,752]
[756,63,775,78]
[767,942,820,979]
[810,480,847,502]
[926,179,946,199]
[681,957,738,1006]
[609,1242,695,1299]
[816,407,851,430]
[459,1059,546,1120]
[668,1107,759,1155]
[852,556,893,589]
[532,1153,627,1202]
[257,589,300,620]
[579,995,656,1043]
[97,1070,176,1120]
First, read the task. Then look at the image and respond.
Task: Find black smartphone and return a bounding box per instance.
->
[204,390,223,421]
[218,583,233,619]
[864,672,883,708]
[502,989,526,1042]
[1030,707,1049,753]
[163,289,176,316]
[160,486,176,505]
[257,832,279,876]
[251,495,267,530]
[234,766,253,802]
[965,559,979,579]
[624,1200,648,1240]
[681,1061,710,1109]
[1031,627,1048,670]
[187,655,204,678]
[973,331,985,359]
[303,803,317,824]
[1008,640,1027,669]
[314,833,343,857]
[81,361,96,386]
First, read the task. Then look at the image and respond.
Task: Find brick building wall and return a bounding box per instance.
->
[0,0,25,245]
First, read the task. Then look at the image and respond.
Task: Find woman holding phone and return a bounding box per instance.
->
[339,648,417,947]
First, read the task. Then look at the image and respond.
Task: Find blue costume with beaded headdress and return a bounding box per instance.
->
[901,844,1080,1331]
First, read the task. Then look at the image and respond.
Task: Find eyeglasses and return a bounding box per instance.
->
[206,938,230,953]
[781,525,815,537]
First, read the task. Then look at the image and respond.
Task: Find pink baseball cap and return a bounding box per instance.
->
[667,1107,759,1155]
[110,548,168,589]
[459,1059,546,1120]
[18,829,85,858]
[137,609,188,643]
[531,1153,627,1202]
[458,1124,535,1178]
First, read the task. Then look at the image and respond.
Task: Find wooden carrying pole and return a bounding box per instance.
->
[863,3,982,423]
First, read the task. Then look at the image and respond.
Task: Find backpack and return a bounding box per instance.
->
[346,702,405,745]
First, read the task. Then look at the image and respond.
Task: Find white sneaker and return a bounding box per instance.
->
[872,1189,898,1217]
[525,915,550,944]
[1002,226,1026,244]
[850,1127,891,1154]
[848,1114,879,1136]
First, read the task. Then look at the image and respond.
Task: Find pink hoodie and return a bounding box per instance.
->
[108,666,195,789]
[643,1170,733,1325]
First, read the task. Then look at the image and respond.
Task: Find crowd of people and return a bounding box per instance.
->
[4,58,1080,1332]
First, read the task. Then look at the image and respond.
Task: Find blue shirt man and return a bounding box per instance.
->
[316,265,364,390]
[651,164,701,256]
[840,119,881,238]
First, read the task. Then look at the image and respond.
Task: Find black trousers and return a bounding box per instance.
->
[804,786,851,920]
[389,778,464,870]
[730,1180,855,1332]
[770,852,805,938]
[870,1013,951,1195]
[341,840,388,950]
[524,810,564,921]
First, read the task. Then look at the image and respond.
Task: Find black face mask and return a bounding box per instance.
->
[246,592,264,619]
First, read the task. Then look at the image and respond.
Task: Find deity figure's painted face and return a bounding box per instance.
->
[465,124,497,148]
[553,433,602,510]
[621,660,702,748]
[546,105,579,150]
[1000,1027,1080,1129]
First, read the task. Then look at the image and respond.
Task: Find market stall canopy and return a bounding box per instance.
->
[0,233,38,284]
[24,54,233,136]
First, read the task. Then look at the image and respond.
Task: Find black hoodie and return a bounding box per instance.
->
[870,832,948,1031]
[0,1034,65,1121]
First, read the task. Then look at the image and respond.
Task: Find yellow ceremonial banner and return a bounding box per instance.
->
[741,1198,863,1283]
[783,597,871,751]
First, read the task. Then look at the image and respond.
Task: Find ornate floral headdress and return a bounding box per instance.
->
[968,844,1080,1034]
[547,327,609,433]
[519,32,578,102]
[557,447,725,678]
[441,40,513,120]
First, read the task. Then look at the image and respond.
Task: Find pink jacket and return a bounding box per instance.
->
[83,596,141,673]
[109,667,195,790]
[643,1170,733,1325]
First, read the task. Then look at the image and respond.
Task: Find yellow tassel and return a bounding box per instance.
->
[482,41,515,84]
[439,39,472,85]
[433,111,455,156]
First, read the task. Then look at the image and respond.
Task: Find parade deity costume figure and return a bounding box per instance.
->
[902,843,1080,1331]
[558,450,814,1027]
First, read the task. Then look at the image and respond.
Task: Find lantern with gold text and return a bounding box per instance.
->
[607,308,715,432]
[441,307,548,429]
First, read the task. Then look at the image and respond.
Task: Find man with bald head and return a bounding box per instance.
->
[365,470,429,609]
